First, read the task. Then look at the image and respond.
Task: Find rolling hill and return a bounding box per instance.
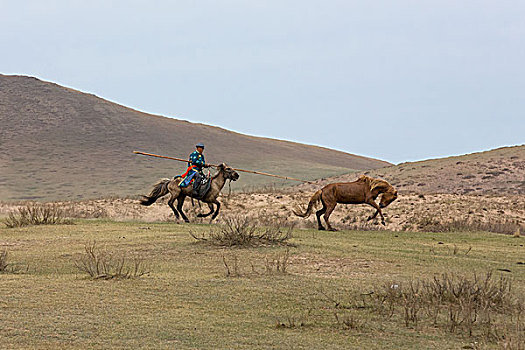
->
[0,74,391,201]
[300,145,525,195]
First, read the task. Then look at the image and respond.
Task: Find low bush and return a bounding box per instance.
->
[74,242,149,280]
[4,204,73,228]
[190,215,294,247]
[373,272,524,343]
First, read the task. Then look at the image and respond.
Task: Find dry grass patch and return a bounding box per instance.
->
[0,248,27,273]
[4,203,73,228]
[190,215,294,247]
[222,249,291,277]
[415,215,522,235]
[274,313,310,329]
[373,272,524,344]
[74,241,149,280]
[1,219,524,349]
[0,248,8,271]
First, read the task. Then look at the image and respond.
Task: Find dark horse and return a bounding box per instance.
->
[293,175,398,231]
[140,163,239,222]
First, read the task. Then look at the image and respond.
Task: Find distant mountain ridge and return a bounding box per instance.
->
[0,74,391,201]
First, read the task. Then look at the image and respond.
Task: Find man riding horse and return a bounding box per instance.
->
[179,142,209,189]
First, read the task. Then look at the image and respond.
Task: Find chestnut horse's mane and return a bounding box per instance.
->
[358,175,395,193]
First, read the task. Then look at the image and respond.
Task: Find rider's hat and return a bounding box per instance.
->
[196,142,205,148]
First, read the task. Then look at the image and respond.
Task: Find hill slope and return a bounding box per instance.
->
[300,145,525,195]
[0,75,391,201]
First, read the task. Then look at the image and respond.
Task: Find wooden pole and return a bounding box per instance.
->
[133,150,312,183]
[133,151,198,164]
[230,168,311,183]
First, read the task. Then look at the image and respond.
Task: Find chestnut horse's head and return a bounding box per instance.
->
[379,188,398,208]
[360,175,398,208]
[217,163,240,181]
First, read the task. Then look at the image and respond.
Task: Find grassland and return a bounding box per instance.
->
[1,219,524,349]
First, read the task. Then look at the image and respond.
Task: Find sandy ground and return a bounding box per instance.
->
[1,190,523,234]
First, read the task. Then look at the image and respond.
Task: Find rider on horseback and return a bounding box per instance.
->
[179,142,208,188]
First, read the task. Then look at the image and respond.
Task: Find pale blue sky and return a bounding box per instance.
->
[2,1,524,163]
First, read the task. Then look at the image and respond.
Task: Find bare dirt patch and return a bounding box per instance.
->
[290,254,385,278]
[2,191,522,234]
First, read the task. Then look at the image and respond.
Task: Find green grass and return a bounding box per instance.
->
[1,220,524,349]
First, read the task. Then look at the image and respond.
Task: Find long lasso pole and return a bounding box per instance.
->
[133,150,312,183]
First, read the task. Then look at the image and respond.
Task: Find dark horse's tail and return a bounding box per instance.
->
[140,178,171,206]
[293,189,322,218]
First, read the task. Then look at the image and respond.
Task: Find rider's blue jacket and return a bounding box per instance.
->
[188,150,205,171]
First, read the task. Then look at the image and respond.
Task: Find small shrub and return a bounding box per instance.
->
[190,215,293,247]
[74,242,149,280]
[317,289,371,330]
[333,310,366,330]
[222,254,241,277]
[372,272,524,343]
[4,204,73,228]
[265,248,290,274]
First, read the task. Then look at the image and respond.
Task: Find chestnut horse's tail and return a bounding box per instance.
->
[140,178,171,206]
[293,189,322,218]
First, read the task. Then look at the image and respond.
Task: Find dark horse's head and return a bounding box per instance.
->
[217,163,239,181]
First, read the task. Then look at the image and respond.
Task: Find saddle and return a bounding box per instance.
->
[191,172,212,200]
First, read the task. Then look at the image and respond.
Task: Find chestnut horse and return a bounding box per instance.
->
[140,163,239,222]
[293,175,397,231]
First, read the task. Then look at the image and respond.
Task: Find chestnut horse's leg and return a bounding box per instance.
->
[177,195,190,223]
[366,200,385,225]
[315,205,326,230]
[323,202,338,231]
[367,208,379,221]
[197,203,215,218]
[167,194,180,220]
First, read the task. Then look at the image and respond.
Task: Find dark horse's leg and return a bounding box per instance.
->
[323,201,338,231]
[177,195,190,223]
[197,203,214,218]
[366,200,385,225]
[211,200,221,220]
[167,194,180,220]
